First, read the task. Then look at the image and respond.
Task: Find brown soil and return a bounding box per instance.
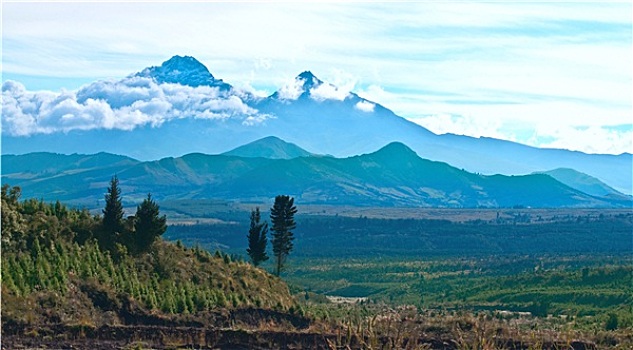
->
[2,322,598,350]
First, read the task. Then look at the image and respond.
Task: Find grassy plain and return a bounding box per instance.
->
[163,203,633,335]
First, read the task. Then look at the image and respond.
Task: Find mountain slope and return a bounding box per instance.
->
[2,142,628,208]
[537,168,629,199]
[1,152,138,174]
[222,136,314,159]
[218,142,616,208]
[2,55,631,194]
[0,152,139,203]
[1,188,298,337]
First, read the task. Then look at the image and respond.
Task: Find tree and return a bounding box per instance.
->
[133,193,167,254]
[246,207,269,266]
[606,313,619,331]
[270,195,297,276]
[1,185,26,250]
[99,176,124,250]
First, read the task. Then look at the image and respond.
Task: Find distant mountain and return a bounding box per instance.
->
[135,55,232,90]
[1,152,138,174]
[1,152,140,203]
[2,55,631,194]
[537,168,630,199]
[2,141,628,209]
[222,136,314,159]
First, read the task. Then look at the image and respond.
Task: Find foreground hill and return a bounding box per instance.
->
[2,187,627,349]
[2,55,631,194]
[2,140,629,208]
[1,185,305,345]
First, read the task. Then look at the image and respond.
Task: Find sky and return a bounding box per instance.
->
[2,1,632,155]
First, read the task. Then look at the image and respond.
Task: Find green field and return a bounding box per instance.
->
[286,255,632,325]
[164,206,633,332]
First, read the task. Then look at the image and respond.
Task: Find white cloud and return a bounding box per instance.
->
[327,68,358,94]
[533,125,632,155]
[1,77,263,136]
[410,113,633,155]
[355,100,375,113]
[277,77,305,100]
[410,114,513,142]
[309,82,350,102]
[357,85,397,107]
[242,113,275,126]
[235,82,271,99]
[276,73,351,102]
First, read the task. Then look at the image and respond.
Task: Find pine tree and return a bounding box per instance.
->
[100,176,124,251]
[270,195,297,276]
[133,193,167,254]
[246,207,269,266]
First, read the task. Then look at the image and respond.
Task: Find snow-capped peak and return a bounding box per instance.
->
[136,55,231,90]
[273,71,350,102]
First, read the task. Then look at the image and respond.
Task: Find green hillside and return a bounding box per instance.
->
[2,140,630,208]
[0,184,297,330]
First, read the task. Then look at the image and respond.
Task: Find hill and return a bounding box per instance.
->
[537,168,630,199]
[2,140,629,208]
[222,136,314,159]
[0,184,302,342]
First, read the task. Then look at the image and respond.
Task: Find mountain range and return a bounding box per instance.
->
[2,55,631,194]
[2,137,629,209]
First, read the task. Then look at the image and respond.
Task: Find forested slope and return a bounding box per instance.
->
[1,184,298,330]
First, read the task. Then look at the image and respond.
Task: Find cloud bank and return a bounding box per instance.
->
[276,75,351,102]
[412,114,633,155]
[277,77,305,100]
[309,82,350,102]
[1,77,267,136]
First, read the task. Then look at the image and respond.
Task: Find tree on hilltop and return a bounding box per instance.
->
[98,175,124,251]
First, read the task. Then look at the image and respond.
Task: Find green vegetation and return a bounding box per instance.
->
[98,175,125,251]
[132,193,167,254]
[1,184,295,329]
[246,207,269,266]
[166,210,633,258]
[286,255,633,327]
[3,183,632,348]
[270,195,297,276]
[4,148,629,209]
[165,207,633,337]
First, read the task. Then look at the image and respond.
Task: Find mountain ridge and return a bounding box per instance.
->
[2,138,628,209]
[536,168,629,199]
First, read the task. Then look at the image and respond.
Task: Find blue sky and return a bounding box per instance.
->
[2,1,631,154]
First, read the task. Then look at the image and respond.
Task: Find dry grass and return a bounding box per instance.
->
[298,303,633,349]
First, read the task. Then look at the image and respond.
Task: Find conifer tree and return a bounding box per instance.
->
[246,207,269,266]
[133,193,167,253]
[100,175,124,250]
[270,195,297,276]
